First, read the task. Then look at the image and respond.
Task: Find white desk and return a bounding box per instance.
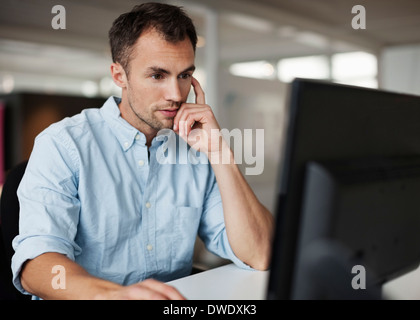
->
[167,264,269,300]
[168,263,420,300]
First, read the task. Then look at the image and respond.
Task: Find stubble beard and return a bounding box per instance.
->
[127,92,178,133]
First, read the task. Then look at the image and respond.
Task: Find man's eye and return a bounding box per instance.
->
[179,73,191,80]
[152,74,164,80]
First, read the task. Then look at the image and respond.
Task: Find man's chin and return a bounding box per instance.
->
[156,119,174,131]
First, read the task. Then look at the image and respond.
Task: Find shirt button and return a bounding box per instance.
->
[145,202,151,208]
[147,244,153,251]
[135,134,140,140]
[138,160,145,167]
[124,142,129,148]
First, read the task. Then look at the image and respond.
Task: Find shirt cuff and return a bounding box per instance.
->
[11,235,75,295]
[220,231,255,271]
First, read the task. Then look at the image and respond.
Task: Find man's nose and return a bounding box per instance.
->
[165,78,182,103]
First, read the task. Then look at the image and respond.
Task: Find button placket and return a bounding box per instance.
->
[143,145,158,275]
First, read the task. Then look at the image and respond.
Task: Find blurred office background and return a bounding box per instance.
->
[1,0,420,294]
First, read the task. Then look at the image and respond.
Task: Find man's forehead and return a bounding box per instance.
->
[132,45,194,71]
[135,28,194,52]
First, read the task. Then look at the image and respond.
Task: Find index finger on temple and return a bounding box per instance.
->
[192,77,206,105]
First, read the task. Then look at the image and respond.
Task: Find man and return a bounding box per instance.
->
[11,3,273,300]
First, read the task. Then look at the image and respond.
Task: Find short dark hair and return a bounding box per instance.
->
[109,2,198,73]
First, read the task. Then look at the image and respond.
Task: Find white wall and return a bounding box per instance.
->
[380,44,420,96]
[218,71,289,213]
[379,44,420,299]
[383,264,420,299]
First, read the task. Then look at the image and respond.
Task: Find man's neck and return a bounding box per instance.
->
[118,100,157,148]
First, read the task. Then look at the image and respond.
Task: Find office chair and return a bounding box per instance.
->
[0,160,30,300]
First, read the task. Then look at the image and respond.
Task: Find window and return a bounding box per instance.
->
[229,60,276,80]
[332,51,377,88]
[228,51,378,89]
[277,55,329,83]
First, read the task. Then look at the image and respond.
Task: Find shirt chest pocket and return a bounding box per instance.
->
[155,205,202,271]
[173,206,201,241]
[172,206,202,269]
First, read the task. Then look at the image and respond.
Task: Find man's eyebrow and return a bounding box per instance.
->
[146,65,196,75]
[181,65,196,74]
[147,66,170,75]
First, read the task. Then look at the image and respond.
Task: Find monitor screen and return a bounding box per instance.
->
[267,79,420,299]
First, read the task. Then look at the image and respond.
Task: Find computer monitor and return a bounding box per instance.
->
[267,78,420,299]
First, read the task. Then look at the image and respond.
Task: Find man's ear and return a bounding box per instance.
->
[110,62,128,88]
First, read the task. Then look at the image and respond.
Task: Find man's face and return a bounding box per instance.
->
[115,28,195,136]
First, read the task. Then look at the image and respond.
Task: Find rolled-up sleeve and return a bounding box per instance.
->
[198,172,254,271]
[11,129,81,294]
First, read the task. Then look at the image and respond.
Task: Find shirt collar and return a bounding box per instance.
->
[100,96,144,151]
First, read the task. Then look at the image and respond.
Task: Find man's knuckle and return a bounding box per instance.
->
[164,285,177,294]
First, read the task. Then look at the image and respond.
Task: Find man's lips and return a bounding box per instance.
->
[159,108,178,118]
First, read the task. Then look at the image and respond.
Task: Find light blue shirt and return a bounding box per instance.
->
[12,96,249,296]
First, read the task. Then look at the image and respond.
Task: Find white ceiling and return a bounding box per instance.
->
[0,0,419,94]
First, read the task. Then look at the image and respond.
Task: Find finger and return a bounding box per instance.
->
[173,103,186,132]
[126,285,170,300]
[192,77,205,105]
[174,104,206,134]
[178,117,194,139]
[140,279,186,300]
[181,110,208,138]
[173,103,192,132]
[174,79,205,131]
